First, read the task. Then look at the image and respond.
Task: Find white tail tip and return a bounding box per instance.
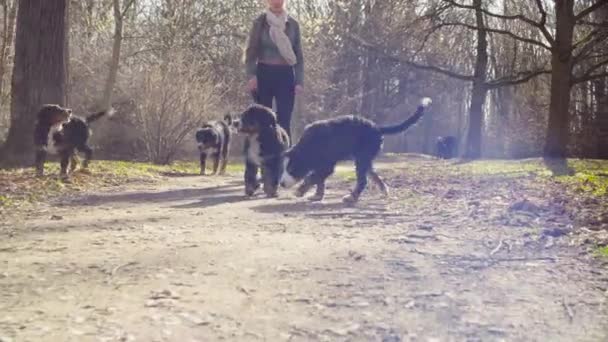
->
[107,108,116,117]
[420,97,432,107]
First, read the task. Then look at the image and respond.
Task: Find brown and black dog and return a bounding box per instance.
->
[33,104,113,180]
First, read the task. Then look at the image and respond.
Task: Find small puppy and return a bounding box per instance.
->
[195,117,232,175]
[280,98,432,204]
[436,135,458,159]
[237,104,290,197]
[34,104,113,180]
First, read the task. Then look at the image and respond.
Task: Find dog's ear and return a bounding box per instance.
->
[37,104,61,122]
[223,114,233,125]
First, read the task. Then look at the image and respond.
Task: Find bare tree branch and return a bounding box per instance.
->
[575,1,608,21]
[573,71,608,84]
[573,29,608,62]
[347,34,474,81]
[532,0,554,44]
[486,69,550,89]
[441,0,554,45]
[121,0,136,18]
[573,57,608,83]
[440,22,551,50]
[577,19,608,27]
[349,33,548,89]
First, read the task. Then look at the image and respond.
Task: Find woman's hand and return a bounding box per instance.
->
[295,84,304,95]
[247,77,258,92]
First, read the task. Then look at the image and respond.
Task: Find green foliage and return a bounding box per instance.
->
[454,159,608,197]
[595,246,608,258]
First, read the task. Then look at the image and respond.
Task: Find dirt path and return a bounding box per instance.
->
[1,157,607,341]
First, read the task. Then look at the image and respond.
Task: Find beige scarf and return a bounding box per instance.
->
[265,9,297,66]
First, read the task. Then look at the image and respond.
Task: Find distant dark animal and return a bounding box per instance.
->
[195,116,232,176]
[33,104,114,180]
[280,98,432,204]
[436,135,458,159]
[237,104,290,198]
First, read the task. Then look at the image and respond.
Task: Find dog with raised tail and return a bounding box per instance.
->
[280,97,432,204]
[34,104,115,180]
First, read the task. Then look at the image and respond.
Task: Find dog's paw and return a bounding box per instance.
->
[381,185,390,198]
[245,185,258,197]
[308,194,324,202]
[266,192,279,198]
[294,188,306,197]
[263,184,278,198]
[341,193,358,204]
[79,168,92,175]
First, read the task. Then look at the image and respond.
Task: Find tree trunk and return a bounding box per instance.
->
[360,51,377,116]
[0,0,69,166]
[544,0,575,158]
[101,0,132,110]
[593,5,608,159]
[578,81,594,158]
[398,73,409,152]
[596,74,608,159]
[0,0,17,109]
[464,0,488,159]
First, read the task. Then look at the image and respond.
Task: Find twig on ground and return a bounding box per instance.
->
[490,239,504,256]
[504,240,513,252]
[495,257,557,263]
[562,297,574,322]
[111,261,138,276]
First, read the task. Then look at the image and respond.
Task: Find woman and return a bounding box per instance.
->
[245,0,304,139]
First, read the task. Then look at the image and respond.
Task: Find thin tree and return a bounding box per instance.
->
[101,0,136,110]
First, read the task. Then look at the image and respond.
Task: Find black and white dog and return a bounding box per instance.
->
[34,104,114,180]
[436,135,458,159]
[195,116,232,175]
[280,98,432,204]
[237,104,290,197]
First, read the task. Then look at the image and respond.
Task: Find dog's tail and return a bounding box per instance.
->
[86,108,115,124]
[378,97,432,135]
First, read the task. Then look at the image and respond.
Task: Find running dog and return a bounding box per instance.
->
[34,104,114,180]
[280,98,432,204]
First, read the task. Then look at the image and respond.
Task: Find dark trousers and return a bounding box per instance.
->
[254,63,295,138]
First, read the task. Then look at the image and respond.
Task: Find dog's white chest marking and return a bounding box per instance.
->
[199,144,219,155]
[279,157,298,188]
[247,135,262,165]
[46,123,63,155]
